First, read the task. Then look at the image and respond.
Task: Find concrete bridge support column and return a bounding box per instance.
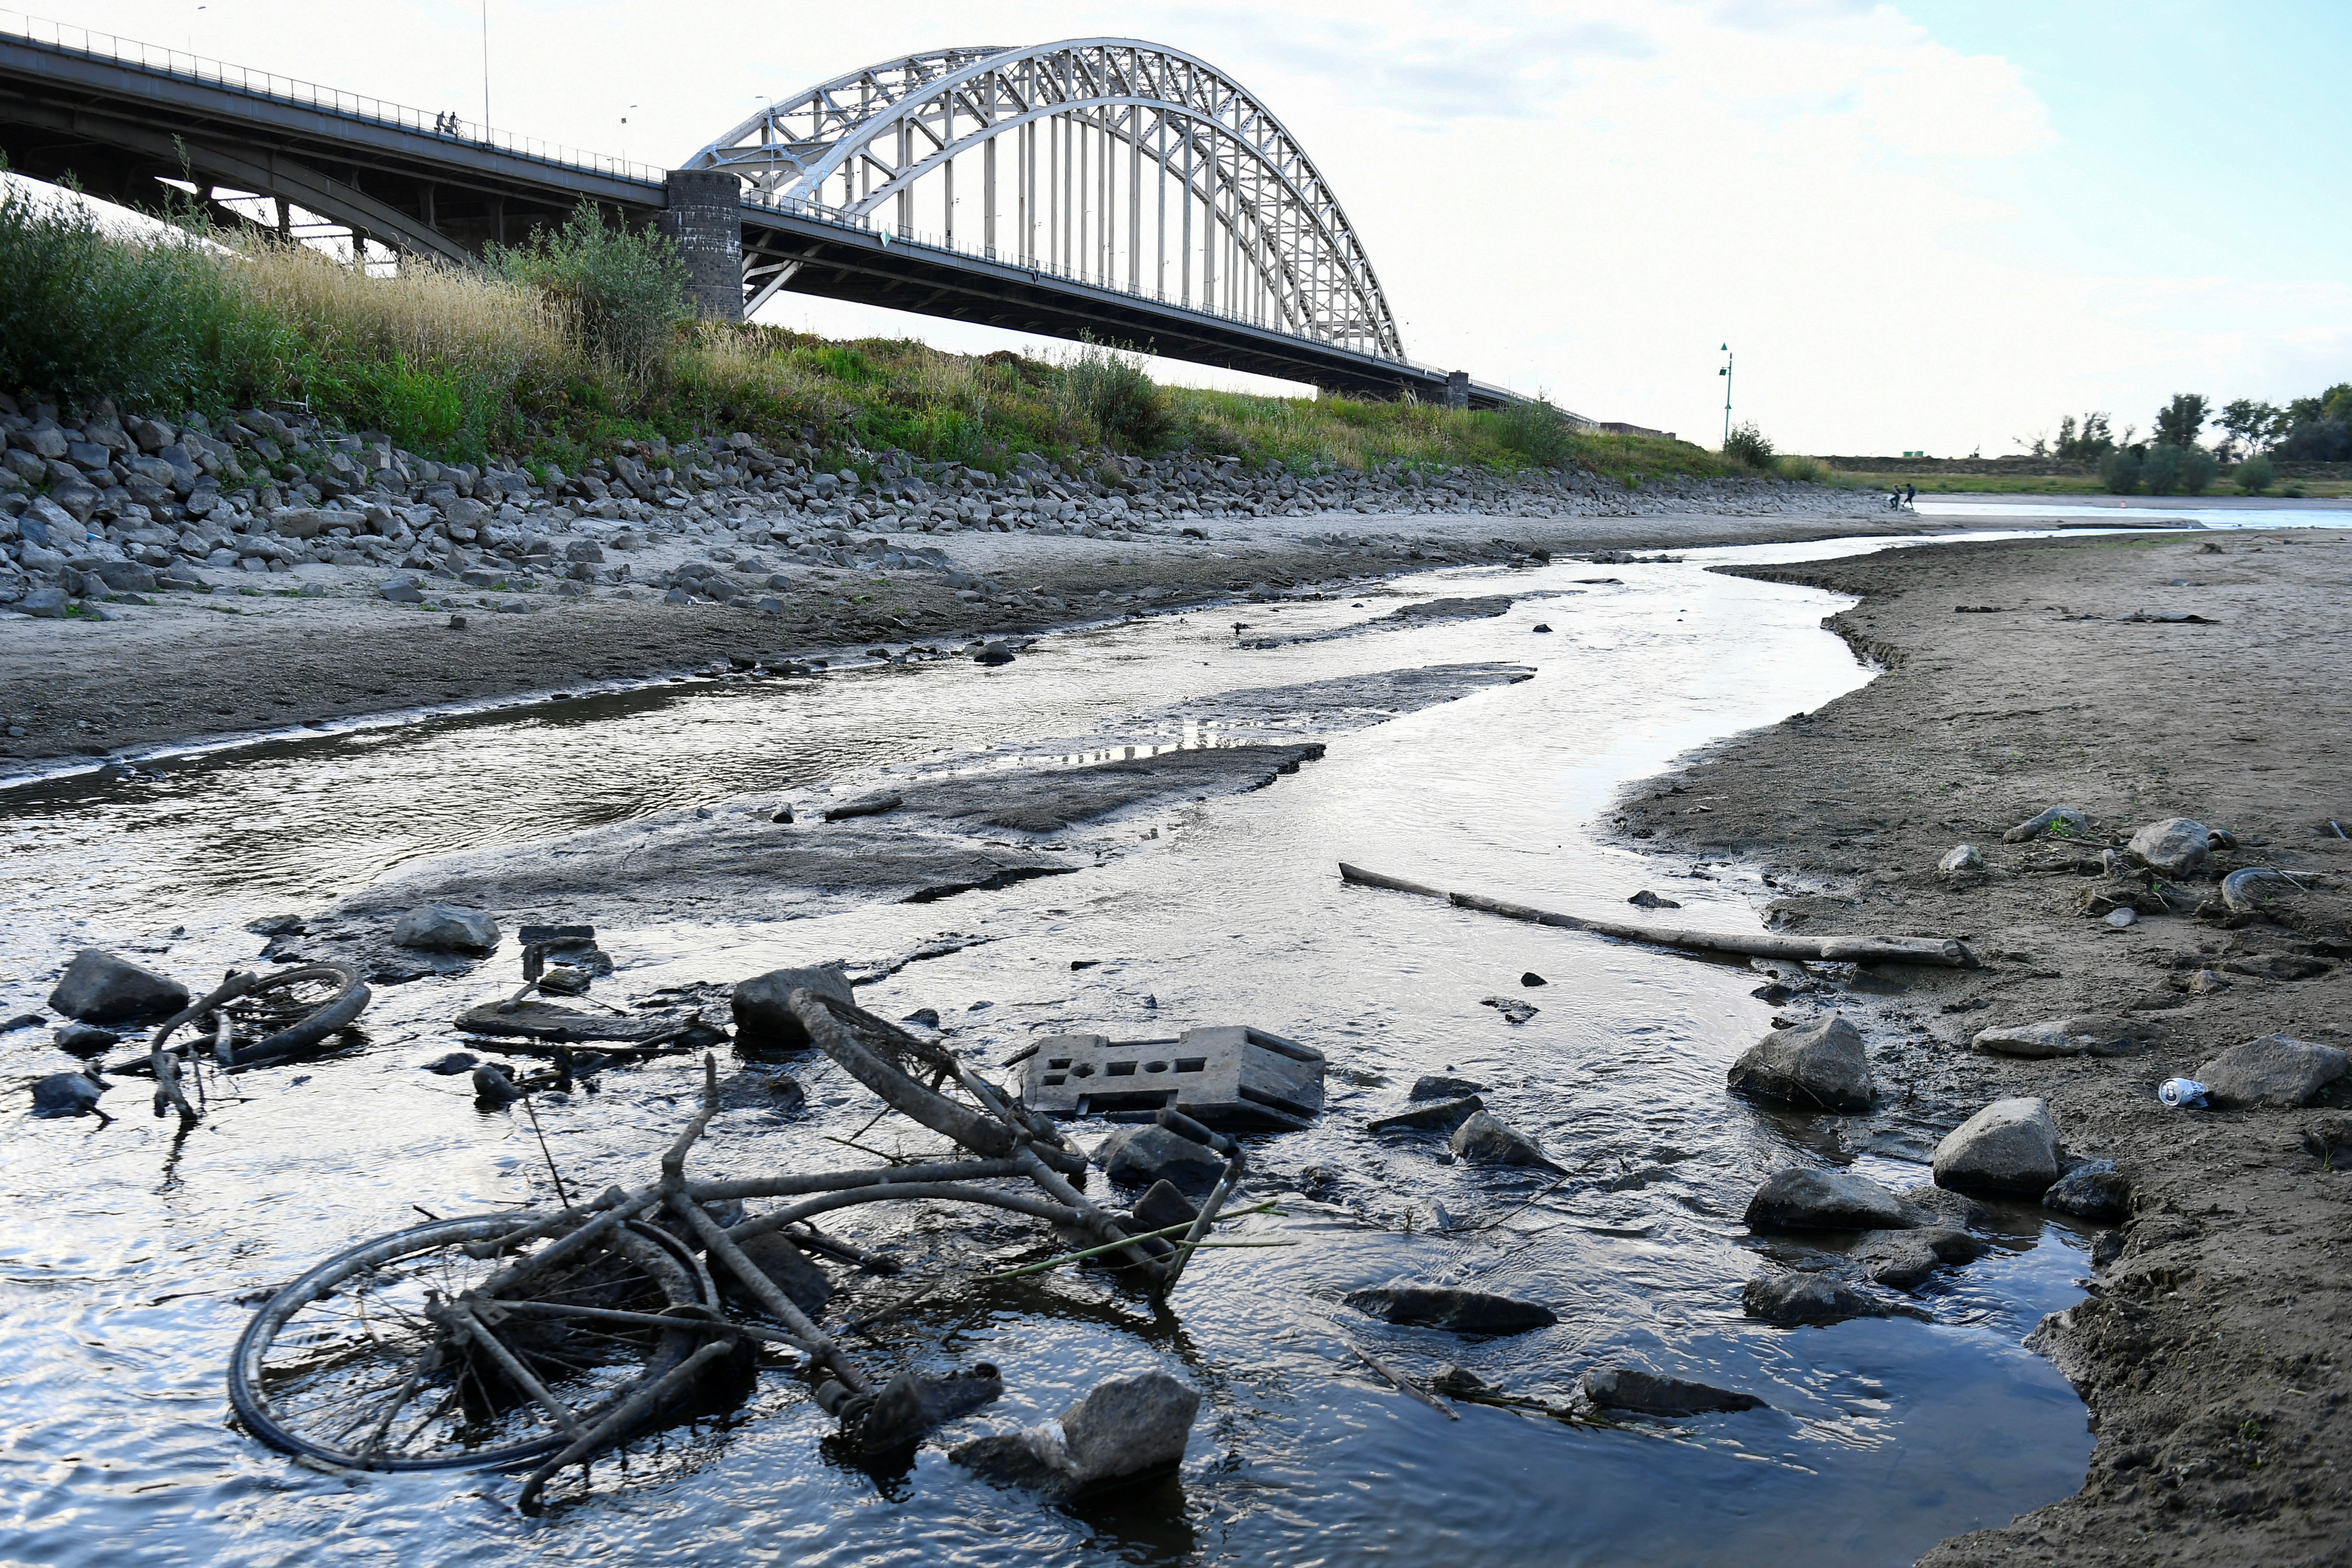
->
[660,169,743,322]
[1444,371,1470,411]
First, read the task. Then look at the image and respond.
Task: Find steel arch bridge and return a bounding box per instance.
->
[0,17,1523,403]
[687,41,1406,361]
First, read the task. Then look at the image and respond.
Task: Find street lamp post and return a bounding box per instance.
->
[1718,343,1733,448]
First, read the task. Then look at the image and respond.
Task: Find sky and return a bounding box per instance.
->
[25,1,2351,455]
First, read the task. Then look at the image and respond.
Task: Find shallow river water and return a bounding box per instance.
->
[1,536,2098,1567]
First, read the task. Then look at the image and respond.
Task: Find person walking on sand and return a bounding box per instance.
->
[1904,483,1917,508]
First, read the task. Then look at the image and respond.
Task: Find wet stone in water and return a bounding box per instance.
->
[1346,1285,1558,1335]
[1449,1109,1554,1168]
[47,948,188,1024]
[1410,1074,1490,1101]
[52,1022,122,1056]
[1743,1167,1919,1231]
[1095,1125,1227,1193]
[390,904,499,954]
[1581,1368,1766,1416]
[30,1070,108,1117]
[1369,1096,1484,1135]
[952,1370,1199,1494]
[729,964,856,1051]
[1853,1227,1986,1289]
[723,1232,833,1321]
[1742,1271,1915,1325]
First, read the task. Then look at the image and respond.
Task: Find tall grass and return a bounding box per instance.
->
[2,173,1744,483]
[228,235,580,453]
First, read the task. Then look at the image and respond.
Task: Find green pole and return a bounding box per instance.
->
[1719,344,1732,447]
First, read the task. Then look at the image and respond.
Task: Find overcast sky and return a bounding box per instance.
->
[41,1,2352,455]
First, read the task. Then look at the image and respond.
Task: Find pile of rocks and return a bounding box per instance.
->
[2,389,1861,619]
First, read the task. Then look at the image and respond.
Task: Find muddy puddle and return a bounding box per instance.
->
[1,538,2095,1566]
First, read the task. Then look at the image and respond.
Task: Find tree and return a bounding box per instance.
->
[2218,397,2281,460]
[2153,392,2208,450]
[2054,412,2115,461]
[2274,382,2352,462]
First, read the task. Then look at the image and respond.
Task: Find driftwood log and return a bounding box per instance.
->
[1337,863,1977,968]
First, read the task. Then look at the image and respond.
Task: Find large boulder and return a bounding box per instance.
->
[47,949,189,1023]
[1933,1097,2062,1194]
[1094,1124,1227,1193]
[1582,1368,1765,1416]
[2193,1035,2349,1109]
[2128,817,2212,878]
[1725,1014,1874,1110]
[1344,1285,1557,1334]
[951,1370,1198,1494]
[1743,1167,1917,1231]
[728,964,856,1050]
[1448,1109,1555,1167]
[390,904,499,953]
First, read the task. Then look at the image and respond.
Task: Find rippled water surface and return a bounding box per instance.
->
[0,542,2093,1567]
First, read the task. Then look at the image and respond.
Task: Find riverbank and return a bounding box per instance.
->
[1613,529,2352,1564]
[0,496,1935,772]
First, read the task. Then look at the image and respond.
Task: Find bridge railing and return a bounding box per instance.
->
[0,8,663,188]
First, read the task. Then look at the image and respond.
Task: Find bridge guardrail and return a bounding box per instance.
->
[0,8,663,187]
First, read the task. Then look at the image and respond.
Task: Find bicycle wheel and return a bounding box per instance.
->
[230,1215,711,1471]
[219,962,370,1066]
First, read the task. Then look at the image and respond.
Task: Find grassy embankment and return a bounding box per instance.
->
[0,178,1732,488]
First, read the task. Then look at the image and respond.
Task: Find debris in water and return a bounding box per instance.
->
[1024,1025,1325,1129]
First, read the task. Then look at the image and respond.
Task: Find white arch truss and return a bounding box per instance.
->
[686,40,1406,361]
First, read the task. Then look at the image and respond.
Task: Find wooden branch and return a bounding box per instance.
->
[1338,863,1976,968]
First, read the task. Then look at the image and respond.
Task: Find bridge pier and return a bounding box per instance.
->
[1444,371,1470,411]
[659,170,744,322]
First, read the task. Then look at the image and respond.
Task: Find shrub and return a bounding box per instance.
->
[1056,340,1168,450]
[2178,446,2217,495]
[1723,421,1775,468]
[2233,454,2275,493]
[2136,443,2214,495]
[0,169,292,413]
[1491,396,1578,467]
[2099,446,2143,494]
[486,202,688,380]
[1775,454,1828,483]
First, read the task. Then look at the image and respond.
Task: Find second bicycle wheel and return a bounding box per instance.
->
[230,1215,712,1471]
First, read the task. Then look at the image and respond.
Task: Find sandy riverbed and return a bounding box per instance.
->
[0,502,1956,771]
[1614,527,2352,1564]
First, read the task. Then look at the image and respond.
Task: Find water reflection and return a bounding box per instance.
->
[0,549,2093,1566]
